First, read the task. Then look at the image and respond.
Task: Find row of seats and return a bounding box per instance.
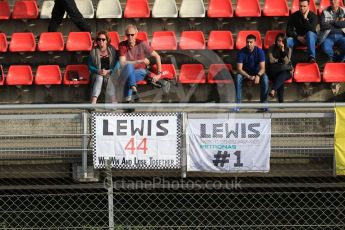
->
[1,63,344,86]
[176,63,345,84]
[0,64,90,86]
[0,30,307,53]
[0,0,343,20]
[0,32,92,52]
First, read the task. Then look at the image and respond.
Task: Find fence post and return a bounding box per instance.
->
[81,112,88,179]
[333,112,336,177]
[106,159,114,230]
[181,112,187,178]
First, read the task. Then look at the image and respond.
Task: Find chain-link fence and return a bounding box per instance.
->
[1,189,345,229]
[0,107,343,229]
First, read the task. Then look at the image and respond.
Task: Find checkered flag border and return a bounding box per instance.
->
[91,112,182,170]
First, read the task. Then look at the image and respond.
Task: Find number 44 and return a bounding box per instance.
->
[125,138,148,154]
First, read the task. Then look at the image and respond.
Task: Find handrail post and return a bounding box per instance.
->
[181,112,187,178]
[81,112,88,179]
[106,160,114,230]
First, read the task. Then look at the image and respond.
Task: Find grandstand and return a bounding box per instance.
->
[0,0,344,103]
[0,0,345,229]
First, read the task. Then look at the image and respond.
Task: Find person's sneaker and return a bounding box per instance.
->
[257,108,270,113]
[331,82,341,95]
[308,57,316,63]
[132,90,140,102]
[124,96,132,103]
[232,108,240,112]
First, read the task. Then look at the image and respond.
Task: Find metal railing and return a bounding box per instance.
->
[0,103,343,229]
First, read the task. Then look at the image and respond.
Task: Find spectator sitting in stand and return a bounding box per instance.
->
[234,34,269,112]
[319,0,345,63]
[267,33,293,103]
[88,30,119,104]
[286,0,318,63]
[118,24,162,102]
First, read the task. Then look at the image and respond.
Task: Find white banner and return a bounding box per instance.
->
[92,113,182,169]
[187,118,271,172]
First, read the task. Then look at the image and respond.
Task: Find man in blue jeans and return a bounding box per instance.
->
[119,24,162,102]
[286,0,318,63]
[234,34,269,112]
[319,0,345,63]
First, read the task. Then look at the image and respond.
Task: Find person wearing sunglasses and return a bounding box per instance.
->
[88,30,120,104]
[48,0,91,33]
[118,24,162,102]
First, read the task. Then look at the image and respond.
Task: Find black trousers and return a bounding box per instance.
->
[270,70,292,103]
[48,0,91,32]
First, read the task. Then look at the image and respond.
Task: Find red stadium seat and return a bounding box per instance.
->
[207,0,233,18]
[179,64,206,83]
[151,31,177,50]
[264,30,286,49]
[124,0,150,18]
[235,0,261,17]
[179,31,206,50]
[138,64,177,84]
[108,31,120,50]
[318,0,344,15]
[0,33,8,52]
[63,65,90,85]
[136,31,148,42]
[35,65,62,85]
[152,63,177,80]
[0,0,10,20]
[208,64,233,84]
[293,63,321,82]
[0,65,4,85]
[6,65,33,85]
[12,0,39,19]
[207,31,234,50]
[38,32,64,52]
[9,32,36,52]
[66,32,92,51]
[291,0,317,14]
[236,30,262,50]
[322,63,345,82]
[263,0,289,17]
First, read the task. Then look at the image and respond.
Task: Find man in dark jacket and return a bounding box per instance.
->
[48,0,91,32]
[319,0,345,62]
[286,0,318,63]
